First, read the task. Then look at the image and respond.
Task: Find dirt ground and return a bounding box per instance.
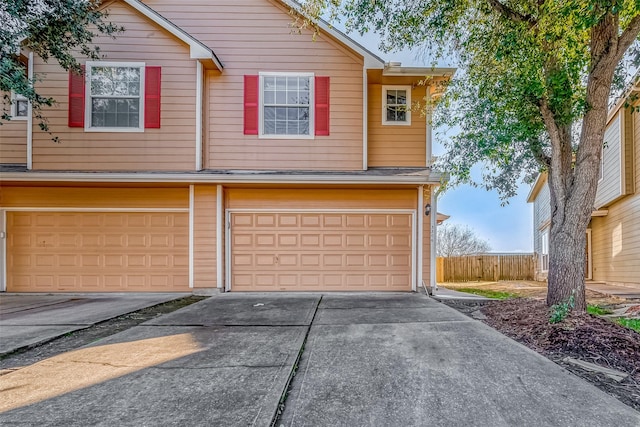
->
[438,282,640,412]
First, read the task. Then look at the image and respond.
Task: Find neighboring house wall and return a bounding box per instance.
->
[367,71,427,167]
[591,101,639,286]
[532,175,550,281]
[30,1,198,171]
[145,0,365,171]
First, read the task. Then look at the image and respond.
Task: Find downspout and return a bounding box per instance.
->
[27,51,33,170]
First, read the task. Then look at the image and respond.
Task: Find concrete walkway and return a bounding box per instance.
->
[0,293,188,355]
[586,281,640,299]
[0,293,638,426]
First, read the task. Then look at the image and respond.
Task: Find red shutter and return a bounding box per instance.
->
[145,66,161,128]
[244,75,259,135]
[315,76,330,136]
[68,66,85,127]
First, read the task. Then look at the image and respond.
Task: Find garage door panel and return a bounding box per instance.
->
[7,212,189,292]
[231,211,413,291]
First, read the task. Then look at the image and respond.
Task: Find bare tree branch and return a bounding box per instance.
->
[617,14,640,61]
[487,0,536,27]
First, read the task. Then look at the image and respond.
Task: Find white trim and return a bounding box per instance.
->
[382,85,412,126]
[226,208,416,292]
[425,87,432,167]
[362,67,368,170]
[225,209,231,292]
[585,228,593,280]
[84,61,146,132]
[27,51,33,170]
[411,211,417,292]
[1,207,188,212]
[417,186,424,290]
[227,208,415,214]
[1,210,6,292]
[540,227,550,273]
[382,66,456,77]
[195,61,203,171]
[122,0,222,69]
[0,172,444,185]
[216,185,223,289]
[619,109,625,196]
[189,185,194,288]
[430,188,437,289]
[258,72,315,139]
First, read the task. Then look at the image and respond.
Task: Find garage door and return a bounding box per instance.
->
[230,211,413,291]
[6,212,189,292]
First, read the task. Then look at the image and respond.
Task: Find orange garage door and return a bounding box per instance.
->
[230,211,413,291]
[7,212,189,292]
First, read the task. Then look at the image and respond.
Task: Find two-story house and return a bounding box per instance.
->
[528,81,639,286]
[0,0,453,294]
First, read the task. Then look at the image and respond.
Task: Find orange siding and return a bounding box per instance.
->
[367,82,427,167]
[0,186,189,208]
[145,0,364,171]
[193,185,217,288]
[0,117,27,164]
[226,188,417,210]
[31,1,197,171]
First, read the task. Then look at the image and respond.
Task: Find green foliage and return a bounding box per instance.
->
[616,317,640,333]
[455,288,516,300]
[0,0,122,134]
[549,293,576,323]
[298,0,640,199]
[586,304,614,315]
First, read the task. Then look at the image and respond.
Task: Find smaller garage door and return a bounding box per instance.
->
[6,211,189,292]
[230,211,414,291]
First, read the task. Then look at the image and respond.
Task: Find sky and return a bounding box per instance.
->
[343,29,535,253]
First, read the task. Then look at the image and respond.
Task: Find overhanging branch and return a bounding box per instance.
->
[487,0,536,28]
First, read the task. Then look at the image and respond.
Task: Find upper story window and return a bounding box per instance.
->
[85,62,145,132]
[382,85,411,125]
[260,73,314,138]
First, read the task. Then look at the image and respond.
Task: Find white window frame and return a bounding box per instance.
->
[382,85,411,126]
[10,92,29,120]
[540,228,549,272]
[85,61,145,132]
[258,72,314,139]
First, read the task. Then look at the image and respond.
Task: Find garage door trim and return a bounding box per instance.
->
[225,208,417,292]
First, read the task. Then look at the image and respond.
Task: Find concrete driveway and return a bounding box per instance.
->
[0,293,188,355]
[0,293,638,426]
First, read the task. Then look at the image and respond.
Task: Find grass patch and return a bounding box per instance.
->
[587,304,613,316]
[616,318,640,333]
[455,288,516,300]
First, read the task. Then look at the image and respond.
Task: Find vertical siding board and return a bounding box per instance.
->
[193,185,217,288]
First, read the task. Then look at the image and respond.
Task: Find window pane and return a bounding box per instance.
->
[262,76,311,135]
[16,100,28,117]
[91,67,140,97]
[91,98,140,128]
[396,90,407,105]
[387,90,397,105]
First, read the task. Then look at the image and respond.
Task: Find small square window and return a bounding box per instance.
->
[382,85,411,125]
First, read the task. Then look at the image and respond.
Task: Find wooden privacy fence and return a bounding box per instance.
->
[436,254,536,282]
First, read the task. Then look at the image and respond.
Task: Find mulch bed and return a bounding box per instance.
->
[478,298,640,411]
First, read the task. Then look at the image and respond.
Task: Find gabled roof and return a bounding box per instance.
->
[122,0,223,70]
[526,172,547,203]
[280,0,385,68]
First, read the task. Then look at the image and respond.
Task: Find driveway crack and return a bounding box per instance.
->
[268,295,322,427]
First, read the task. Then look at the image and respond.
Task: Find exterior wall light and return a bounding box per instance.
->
[425,204,431,216]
